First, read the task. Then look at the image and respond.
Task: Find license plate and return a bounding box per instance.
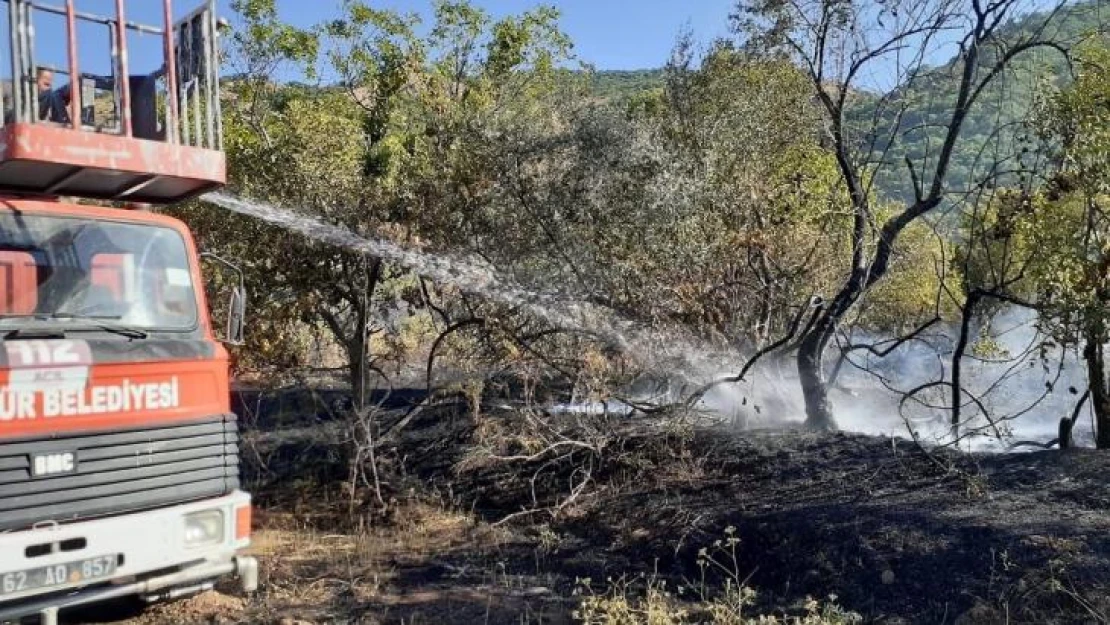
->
[0,555,118,596]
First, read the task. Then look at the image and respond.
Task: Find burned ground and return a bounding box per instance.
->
[84,389,1110,625]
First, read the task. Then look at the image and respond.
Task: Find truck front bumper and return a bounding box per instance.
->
[0,491,256,623]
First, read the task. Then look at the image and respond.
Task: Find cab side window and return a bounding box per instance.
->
[0,250,38,315]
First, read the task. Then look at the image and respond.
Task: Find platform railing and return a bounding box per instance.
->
[1,0,221,150]
[174,2,221,150]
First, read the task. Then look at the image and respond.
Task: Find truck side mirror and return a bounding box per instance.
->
[200,252,246,346]
[227,284,246,346]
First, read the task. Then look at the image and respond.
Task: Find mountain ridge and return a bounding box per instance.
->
[581,1,1108,201]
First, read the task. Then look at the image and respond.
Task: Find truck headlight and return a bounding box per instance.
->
[183,510,225,548]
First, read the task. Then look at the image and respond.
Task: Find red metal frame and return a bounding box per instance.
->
[0,123,223,178]
[64,0,80,129]
[115,0,132,137]
[0,123,225,202]
[162,0,179,145]
[0,0,225,205]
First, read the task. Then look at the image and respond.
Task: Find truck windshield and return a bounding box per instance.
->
[0,213,197,331]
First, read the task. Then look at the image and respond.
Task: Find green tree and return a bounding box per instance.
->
[1033,42,1110,447]
[489,40,856,355]
[735,0,1074,429]
[186,0,578,397]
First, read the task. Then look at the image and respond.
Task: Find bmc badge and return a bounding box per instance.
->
[30,451,78,478]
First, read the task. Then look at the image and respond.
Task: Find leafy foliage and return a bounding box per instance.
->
[174,0,1107,441]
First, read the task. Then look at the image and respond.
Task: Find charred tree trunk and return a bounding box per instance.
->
[798,335,834,430]
[1083,321,1110,449]
[347,255,386,508]
[798,312,838,431]
[950,291,981,436]
[351,257,383,409]
[796,264,867,430]
[348,329,369,408]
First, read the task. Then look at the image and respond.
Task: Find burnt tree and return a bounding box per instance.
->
[735,0,1072,429]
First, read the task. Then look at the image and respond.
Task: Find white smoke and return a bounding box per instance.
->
[561,304,1093,453]
[205,193,1093,454]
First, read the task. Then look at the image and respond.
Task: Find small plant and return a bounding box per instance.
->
[575,573,689,625]
[536,524,562,555]
[573,527,861,624]
[687,525,757,623]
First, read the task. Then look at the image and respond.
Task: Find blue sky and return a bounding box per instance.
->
[236,0,737,70]
[17,0,735,79]
[12,0,1064,90]
[9,2,211,78]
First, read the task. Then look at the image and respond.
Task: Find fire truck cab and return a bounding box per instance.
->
[0,2,254,623]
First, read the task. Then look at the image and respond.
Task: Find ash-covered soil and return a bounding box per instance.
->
[83,395,1110,624]
[425,420,1110,623]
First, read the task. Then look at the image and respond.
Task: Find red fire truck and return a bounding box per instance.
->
[0,2,255,623]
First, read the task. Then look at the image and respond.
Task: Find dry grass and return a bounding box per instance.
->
[93,404,1110,625]
[125,499,517,625]
[573,527,861,625]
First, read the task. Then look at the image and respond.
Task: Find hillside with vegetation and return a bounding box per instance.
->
[124,0,1110,623]
[585,68,665,100]
[863,0,1109,203]
[583,2,1109,204]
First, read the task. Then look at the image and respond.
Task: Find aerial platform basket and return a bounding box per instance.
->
[0,0,224,204]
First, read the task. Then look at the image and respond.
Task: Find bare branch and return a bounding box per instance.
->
[425,318,485,389]
[681,296,824,409]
